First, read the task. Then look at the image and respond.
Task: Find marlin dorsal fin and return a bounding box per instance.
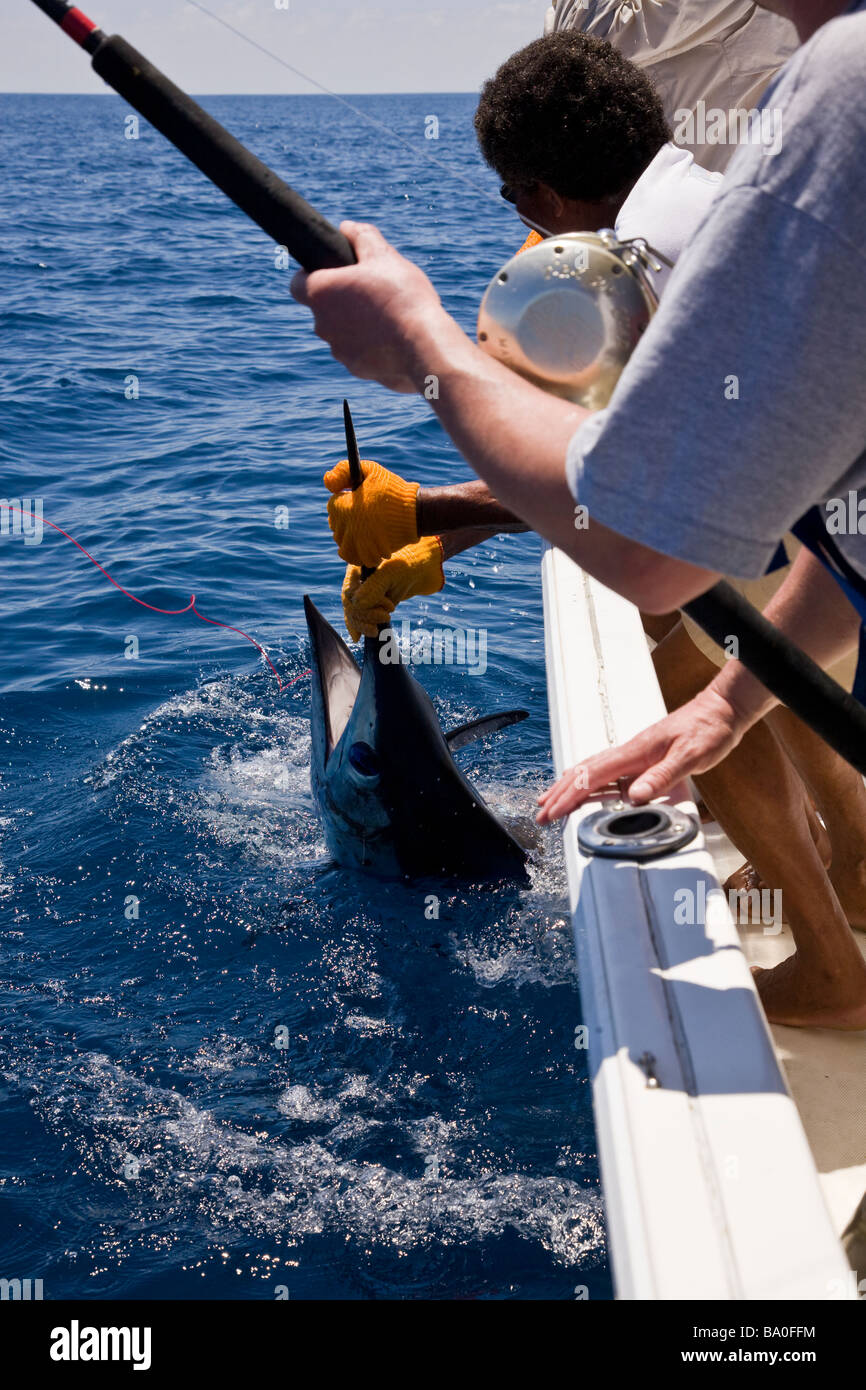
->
[446,709,528,752]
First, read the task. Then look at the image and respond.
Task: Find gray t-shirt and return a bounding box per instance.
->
[566,0,866,582]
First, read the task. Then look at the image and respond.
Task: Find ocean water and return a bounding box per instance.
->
[0,92,609,1300]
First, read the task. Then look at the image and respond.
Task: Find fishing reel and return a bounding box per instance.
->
[477,231,662,410]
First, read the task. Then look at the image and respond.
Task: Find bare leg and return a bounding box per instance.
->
[725,798,831,899]
[770,705,866,931]
[641,610,718,821]
[654,622,866,1028]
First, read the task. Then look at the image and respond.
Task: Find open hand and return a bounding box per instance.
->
[536,685,746,824]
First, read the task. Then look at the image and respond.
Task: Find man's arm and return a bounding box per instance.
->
[417,480,527,536]
[537,549,862,821]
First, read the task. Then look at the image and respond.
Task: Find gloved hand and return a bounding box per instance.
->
[342,536,445,641]
[324,458,419,570]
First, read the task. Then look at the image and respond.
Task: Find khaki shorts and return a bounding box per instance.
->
[680,535,859,693]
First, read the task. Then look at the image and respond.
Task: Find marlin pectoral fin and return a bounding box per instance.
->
[445,709,529,752]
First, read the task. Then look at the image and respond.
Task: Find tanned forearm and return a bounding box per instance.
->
[417,480,527,536]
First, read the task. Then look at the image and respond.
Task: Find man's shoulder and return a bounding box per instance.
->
[717,7,866,241]
[777,5,866,109]
[615,144,721,278]
[811,3,866,56]
[625,144,721,220]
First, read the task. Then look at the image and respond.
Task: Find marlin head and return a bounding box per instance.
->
[304,596,528,880]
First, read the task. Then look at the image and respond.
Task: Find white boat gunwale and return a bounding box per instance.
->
[542,543,858,1301]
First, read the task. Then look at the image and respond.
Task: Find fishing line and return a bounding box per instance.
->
[183,0,504,208]
[4,506,291,693]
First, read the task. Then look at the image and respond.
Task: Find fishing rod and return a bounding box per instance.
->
[28,1,866,776]
[29,0,354,271]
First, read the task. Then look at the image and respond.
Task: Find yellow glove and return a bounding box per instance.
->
[342,536,445,641]
[325,458,419,569]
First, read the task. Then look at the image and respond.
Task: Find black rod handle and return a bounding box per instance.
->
[91,34,355,271]
[683,581,866,775]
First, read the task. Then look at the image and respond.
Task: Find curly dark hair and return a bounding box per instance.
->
[475,33,671,202]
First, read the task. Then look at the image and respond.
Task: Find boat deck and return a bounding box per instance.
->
[708,826,866,1257]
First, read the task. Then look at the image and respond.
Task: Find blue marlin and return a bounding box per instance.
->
[304,595,529,879]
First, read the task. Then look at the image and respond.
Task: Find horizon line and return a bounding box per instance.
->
[0,88,482,98]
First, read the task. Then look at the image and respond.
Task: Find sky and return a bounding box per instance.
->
[5,1,546,94]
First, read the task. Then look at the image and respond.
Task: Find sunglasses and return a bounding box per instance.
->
[500,182,538,207]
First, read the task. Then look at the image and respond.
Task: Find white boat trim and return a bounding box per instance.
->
[542,543,857,1300]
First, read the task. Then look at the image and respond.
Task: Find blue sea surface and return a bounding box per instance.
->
[0,92,609,1299]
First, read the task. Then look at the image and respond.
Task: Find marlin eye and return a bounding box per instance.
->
[348,742,380,777]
